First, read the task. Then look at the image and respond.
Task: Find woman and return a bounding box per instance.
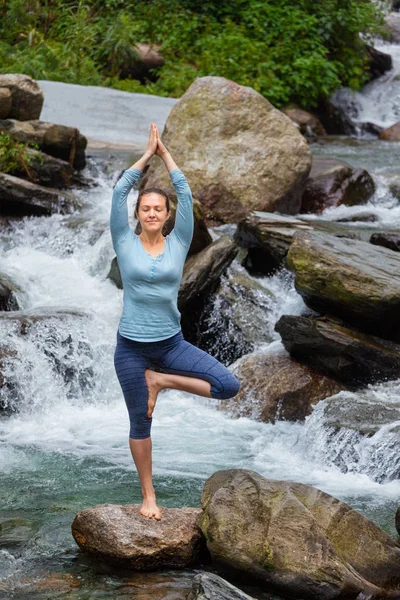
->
[110,123,240,521]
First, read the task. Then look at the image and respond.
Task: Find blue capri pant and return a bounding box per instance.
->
[114,329,241,439]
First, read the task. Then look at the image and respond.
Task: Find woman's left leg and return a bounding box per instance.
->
[146,332,240,417]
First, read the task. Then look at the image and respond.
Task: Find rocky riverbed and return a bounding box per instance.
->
[0,72,399,599]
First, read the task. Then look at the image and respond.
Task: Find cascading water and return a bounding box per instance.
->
[329,35,400,133]
[0,81,399,598]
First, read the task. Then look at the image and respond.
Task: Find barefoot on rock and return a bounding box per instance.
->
[140,496,162,520]
[145,369,161,418]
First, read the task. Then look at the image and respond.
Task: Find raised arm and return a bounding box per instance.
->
[110,168,142,247]
[169,169,194,248]
[110,124,158,248]
[155,129,194,249]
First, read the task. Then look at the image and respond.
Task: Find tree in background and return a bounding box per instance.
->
[0,0,387,108]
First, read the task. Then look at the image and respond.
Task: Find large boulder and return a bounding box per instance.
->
[187,572,256,600]
[141,76,312,224]
[0,74,43,121]
[199,469,400,600]
[233,211,384,276]
[71,504,205,569]
[286,229,400,340]
[0,118,87,170]
[379,122,400,141]
[222,350,346,422]
[275,314,400,387]
[396,506,400,536]
[0,172,81,217]
[300,157,375,214]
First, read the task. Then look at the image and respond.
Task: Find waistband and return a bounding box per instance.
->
[116,329,183,346]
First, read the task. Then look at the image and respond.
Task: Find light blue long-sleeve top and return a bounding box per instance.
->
[110,167,194,342]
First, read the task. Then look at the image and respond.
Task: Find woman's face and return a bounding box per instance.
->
[137,193,171,235]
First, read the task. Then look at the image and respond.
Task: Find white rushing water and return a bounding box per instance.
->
[1,157,399,509]
[330,40,400,131]
[1,75,400,592]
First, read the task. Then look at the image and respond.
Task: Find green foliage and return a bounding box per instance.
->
[0,0,388,108]
[0,134,43,180]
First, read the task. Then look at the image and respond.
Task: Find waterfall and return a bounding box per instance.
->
[329,41,400,133]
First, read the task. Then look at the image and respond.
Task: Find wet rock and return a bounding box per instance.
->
[314,96,358,136]
[233,211,375,276]
[187,572,256,600]
[199,468,400,600]
[335,211,379,223]
[0,87,12,119]
[194,263,275,364]
[234,212,313,275]
[178,236,239,310]
[365,45,393,82]
[0,309,94,411]
[72,504,205,570]
[283,107,326,137]
[275,314,400,387]
[379,122,400,141]
[142,76,311,224]
[300,157,375,214]
[0,273,20,311]
[107,256,122,289]
[0,74,44,120]
[370,231,400,252]
[0,118,87,170]
[390,180,400,200]
[0,172,81,217]
[11,148,75,188]
[286,229,400,341]
[302,392,400,483]
[222,350,346,422]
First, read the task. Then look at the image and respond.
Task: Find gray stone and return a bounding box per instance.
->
[0,74,43,121]
[72,504,205,570]
[300,157,375,214]
[142,76,311,224]
[187,572,256,600]
[275,314,400,387]
[286,229,400,340]
[0,172,81,217]
[222,350,346,422]
[0,118,87,170]
[199,469,400,600]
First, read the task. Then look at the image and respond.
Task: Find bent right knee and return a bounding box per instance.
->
[210,372,240,400]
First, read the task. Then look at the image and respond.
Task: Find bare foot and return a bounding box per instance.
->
[145,369,162,418]
[139,496,162,520]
